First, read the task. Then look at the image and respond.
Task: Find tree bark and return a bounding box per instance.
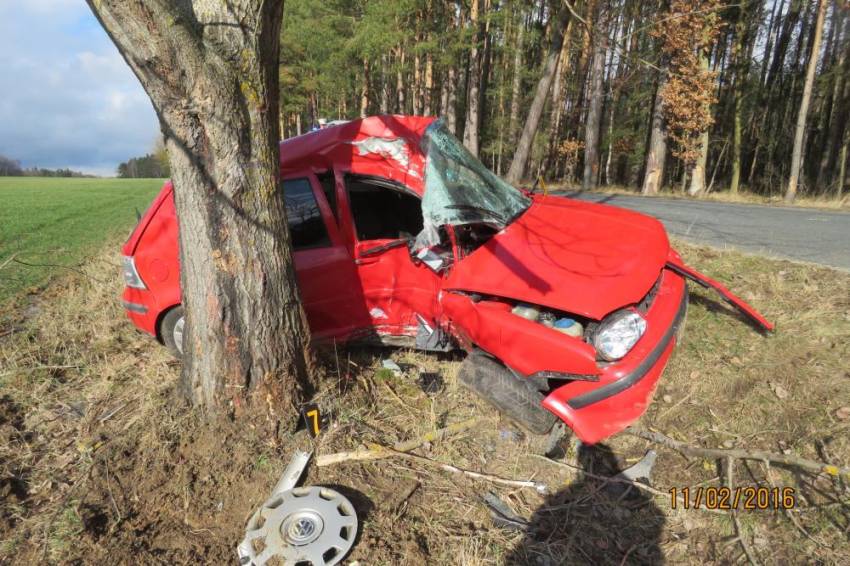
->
[87,0,312,416]
[642,73,668,195]
[786,0,826,203]
[506,3,571,185]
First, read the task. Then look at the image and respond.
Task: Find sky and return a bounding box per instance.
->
[0,0,159,177]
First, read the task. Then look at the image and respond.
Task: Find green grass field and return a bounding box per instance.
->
[0,177,163,303]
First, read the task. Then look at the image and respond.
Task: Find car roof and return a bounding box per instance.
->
[279,115,436,196]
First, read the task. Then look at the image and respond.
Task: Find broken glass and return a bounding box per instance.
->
[420,120,530,228]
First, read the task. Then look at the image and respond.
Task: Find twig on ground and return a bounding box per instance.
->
[531,454,729,515]
[316,417,482,466]
[627,426,850,479]
[392,448,548,493]
[727,457,761,566]
[761,460,829,548]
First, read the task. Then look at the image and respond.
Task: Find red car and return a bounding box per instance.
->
[121,115,772,444]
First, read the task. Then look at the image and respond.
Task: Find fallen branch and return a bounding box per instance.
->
[391,448,548,493]
[316,417,482,467]
[531,454,728,515]
[728,458,761,566]
[627,427,850,479]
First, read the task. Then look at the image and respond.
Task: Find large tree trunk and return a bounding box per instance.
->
[786,0,826,203]
[463,0,482,155]
[642,74,668,195]
[87,1,312,416]
[506,4,571,185]
[582,4,606,191]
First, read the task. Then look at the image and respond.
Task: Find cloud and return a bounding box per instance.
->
[0,3,159,176]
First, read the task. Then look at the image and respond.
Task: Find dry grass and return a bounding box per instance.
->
[1,237,849,564]
[548,183,850,211]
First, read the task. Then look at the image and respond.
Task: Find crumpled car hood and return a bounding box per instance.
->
[443,195,670,320]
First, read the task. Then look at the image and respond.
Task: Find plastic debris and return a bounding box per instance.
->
[612,449,657,483]
[482,491,529,532]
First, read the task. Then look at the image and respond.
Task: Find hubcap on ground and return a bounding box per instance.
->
[238,486,358,566]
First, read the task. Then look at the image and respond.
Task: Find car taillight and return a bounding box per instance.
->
[122,256,147,289]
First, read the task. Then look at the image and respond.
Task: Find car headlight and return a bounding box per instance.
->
[593,310,647,361]
[122,256,147,289]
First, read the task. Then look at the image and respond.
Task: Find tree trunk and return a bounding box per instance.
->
[87,0,312,416]
[642,74,668,195]
[688,130,709,196]
[396,47,406,113]
[447,66,458,134]
[463,0,482,155]
[688,52,712,196]
[583,5,606,191]
[360,58,370,118]
[729,3,750,195]
[380,54,389,114]
[786,0,826,203]
[424,52,434,116]
[506,4,571,185]
[508,12,525,145]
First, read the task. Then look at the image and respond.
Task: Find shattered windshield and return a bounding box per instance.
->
[421,120,530,228]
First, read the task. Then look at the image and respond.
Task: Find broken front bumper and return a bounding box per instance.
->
[542,268,688,444]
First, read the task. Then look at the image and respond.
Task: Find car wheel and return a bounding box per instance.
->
[160,306,185,359]
[457,351,557,435]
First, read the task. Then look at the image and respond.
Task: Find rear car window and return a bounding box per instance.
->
[283,178,331,250]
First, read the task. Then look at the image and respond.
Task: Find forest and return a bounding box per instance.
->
[279,0,850,202]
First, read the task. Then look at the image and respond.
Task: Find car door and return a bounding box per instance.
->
[339,173,442,338]
[283,173,370,340]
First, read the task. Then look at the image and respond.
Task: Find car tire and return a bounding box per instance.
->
[457,351,557,435]
[160,306,185,359]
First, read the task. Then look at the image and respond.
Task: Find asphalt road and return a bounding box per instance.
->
[562,191,850,271]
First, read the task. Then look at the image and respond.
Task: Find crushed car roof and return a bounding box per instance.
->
[279,115,435,194]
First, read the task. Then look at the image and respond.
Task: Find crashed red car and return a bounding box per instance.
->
[121,115,772,444]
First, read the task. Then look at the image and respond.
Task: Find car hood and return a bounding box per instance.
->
[443,195,670,320]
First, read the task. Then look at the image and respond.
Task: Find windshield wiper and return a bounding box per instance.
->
[359,238,410,258]
[445,204,506,223]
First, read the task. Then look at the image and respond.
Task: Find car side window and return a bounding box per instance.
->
[316,172,338,223]
[345,175,423,241]
[283,178,331,250]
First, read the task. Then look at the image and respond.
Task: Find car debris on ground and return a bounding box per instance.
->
[238,451,359,566]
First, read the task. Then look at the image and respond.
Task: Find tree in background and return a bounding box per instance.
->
[786,0,827,202]
[277,0,850,201]
[87,0,313,423]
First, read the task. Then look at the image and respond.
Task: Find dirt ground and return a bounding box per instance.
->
[1,239,849,565]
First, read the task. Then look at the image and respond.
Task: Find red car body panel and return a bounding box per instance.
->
[121,115,772,444]
[665,255,774,332]
[443,194,670,320]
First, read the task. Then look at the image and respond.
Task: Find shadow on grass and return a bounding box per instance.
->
[506,444,666,565]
